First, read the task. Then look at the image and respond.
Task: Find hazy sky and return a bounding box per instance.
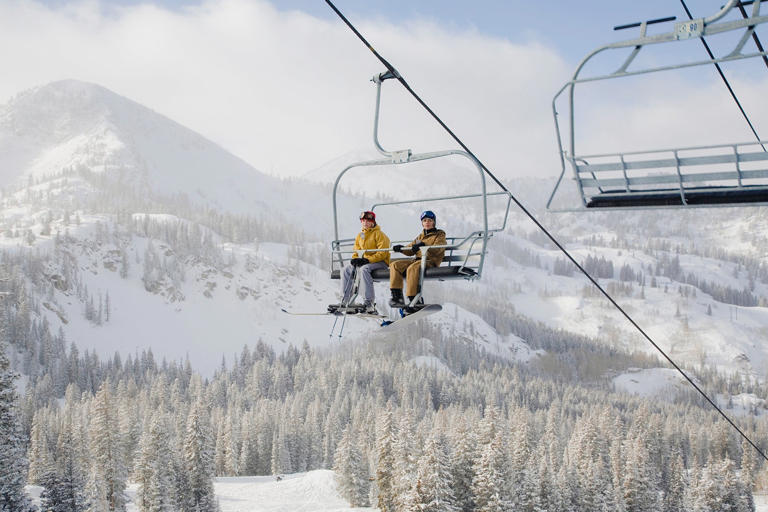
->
[3,0,767,180]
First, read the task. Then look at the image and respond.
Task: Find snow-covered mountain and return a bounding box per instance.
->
[4,79,768,383]
[0,80,530,376]
[0,80,365,238]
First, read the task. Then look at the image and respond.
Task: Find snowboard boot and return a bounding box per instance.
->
[389,288,405,307]
[405,296,425,314]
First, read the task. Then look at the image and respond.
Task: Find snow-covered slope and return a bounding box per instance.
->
[28,470,375,512]
[6,79,768,383]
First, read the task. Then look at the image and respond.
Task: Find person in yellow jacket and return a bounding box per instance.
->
[389,210,446,308]
[340,210,391,314]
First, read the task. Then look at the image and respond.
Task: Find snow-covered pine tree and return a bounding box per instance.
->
[333,425,368,507]
[720,457,753,512]
[27,408,53,484]
[393,413,418,511]
[449,421,477,512]
[621,435,660,512]
[88,380,128,511]
[214,422,227,475]
[411,430,458,512]
[471,431,511,512]
[40,467,66,512]
[375,402,396,512]
[0,340,35,511]
[270,423,292,475]
[135,412,176,512]
[508,411,535,511]
[184,399,218,512]
[687,457,724,512]
[663,452,686,512]
[54,407,89,512]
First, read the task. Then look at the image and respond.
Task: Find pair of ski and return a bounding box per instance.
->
[281,303,442,331]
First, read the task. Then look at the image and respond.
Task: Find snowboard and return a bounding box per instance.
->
[380,304,442,330]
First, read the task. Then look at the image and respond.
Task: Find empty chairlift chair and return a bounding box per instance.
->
[547,0,768,210]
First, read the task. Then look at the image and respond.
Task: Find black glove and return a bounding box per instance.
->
[412,241,426,250]
[392,244,403,253]
[350,257,370,267]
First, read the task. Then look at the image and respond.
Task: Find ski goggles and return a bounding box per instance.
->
[360,211,376,221]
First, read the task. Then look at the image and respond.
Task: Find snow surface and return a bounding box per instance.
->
[613,368,692,398]
[131,471,372,512]
[28,471,374,512]
[27,473,768,512]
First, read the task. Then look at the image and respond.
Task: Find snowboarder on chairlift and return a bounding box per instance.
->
[339,210,391,314]
[389,210,446,309]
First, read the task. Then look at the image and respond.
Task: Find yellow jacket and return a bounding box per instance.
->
[353,225,391,265]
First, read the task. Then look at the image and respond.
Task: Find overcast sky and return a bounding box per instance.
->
[2,0,766,181]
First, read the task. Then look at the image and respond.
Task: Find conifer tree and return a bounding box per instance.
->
[88,380,128,511]
[471,431,511,512]
[135,413,176,512]
[27,409,53,484]
[622,435,660,512]
[664,452,686,512]
[270,424,292,475]
[375,403,396,512]
[449,422,477,512]
[333,425,368,507]
[0,340,35,512]
[40,468,66,512]
[184,400,218,512]
[411,430,458,512]
[393,414,418,511]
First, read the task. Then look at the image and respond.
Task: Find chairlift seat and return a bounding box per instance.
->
[572,142,768,209]
[330,255,478,281]
[587,185,768,208]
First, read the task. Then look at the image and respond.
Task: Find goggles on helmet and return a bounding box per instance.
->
[420,210,436,221]
[360,211,376,222]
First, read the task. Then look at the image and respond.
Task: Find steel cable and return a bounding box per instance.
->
[680,0,766,151]
[325,0,768,462]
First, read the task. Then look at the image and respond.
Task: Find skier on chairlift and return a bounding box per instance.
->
[389,210,446,310]
[338,210,391,314]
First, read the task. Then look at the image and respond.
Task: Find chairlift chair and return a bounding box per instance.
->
[547,0,768,211]
[329,71,512,307]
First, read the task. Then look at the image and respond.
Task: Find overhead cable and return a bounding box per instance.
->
[680,0,766,151]
[324,0,768,462]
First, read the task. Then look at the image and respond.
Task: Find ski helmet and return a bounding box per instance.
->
[420,210,436,221]
[360,210,376,222]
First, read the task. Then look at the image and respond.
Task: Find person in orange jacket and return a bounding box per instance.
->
[340,210,391,314]
[389,210,445,308]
